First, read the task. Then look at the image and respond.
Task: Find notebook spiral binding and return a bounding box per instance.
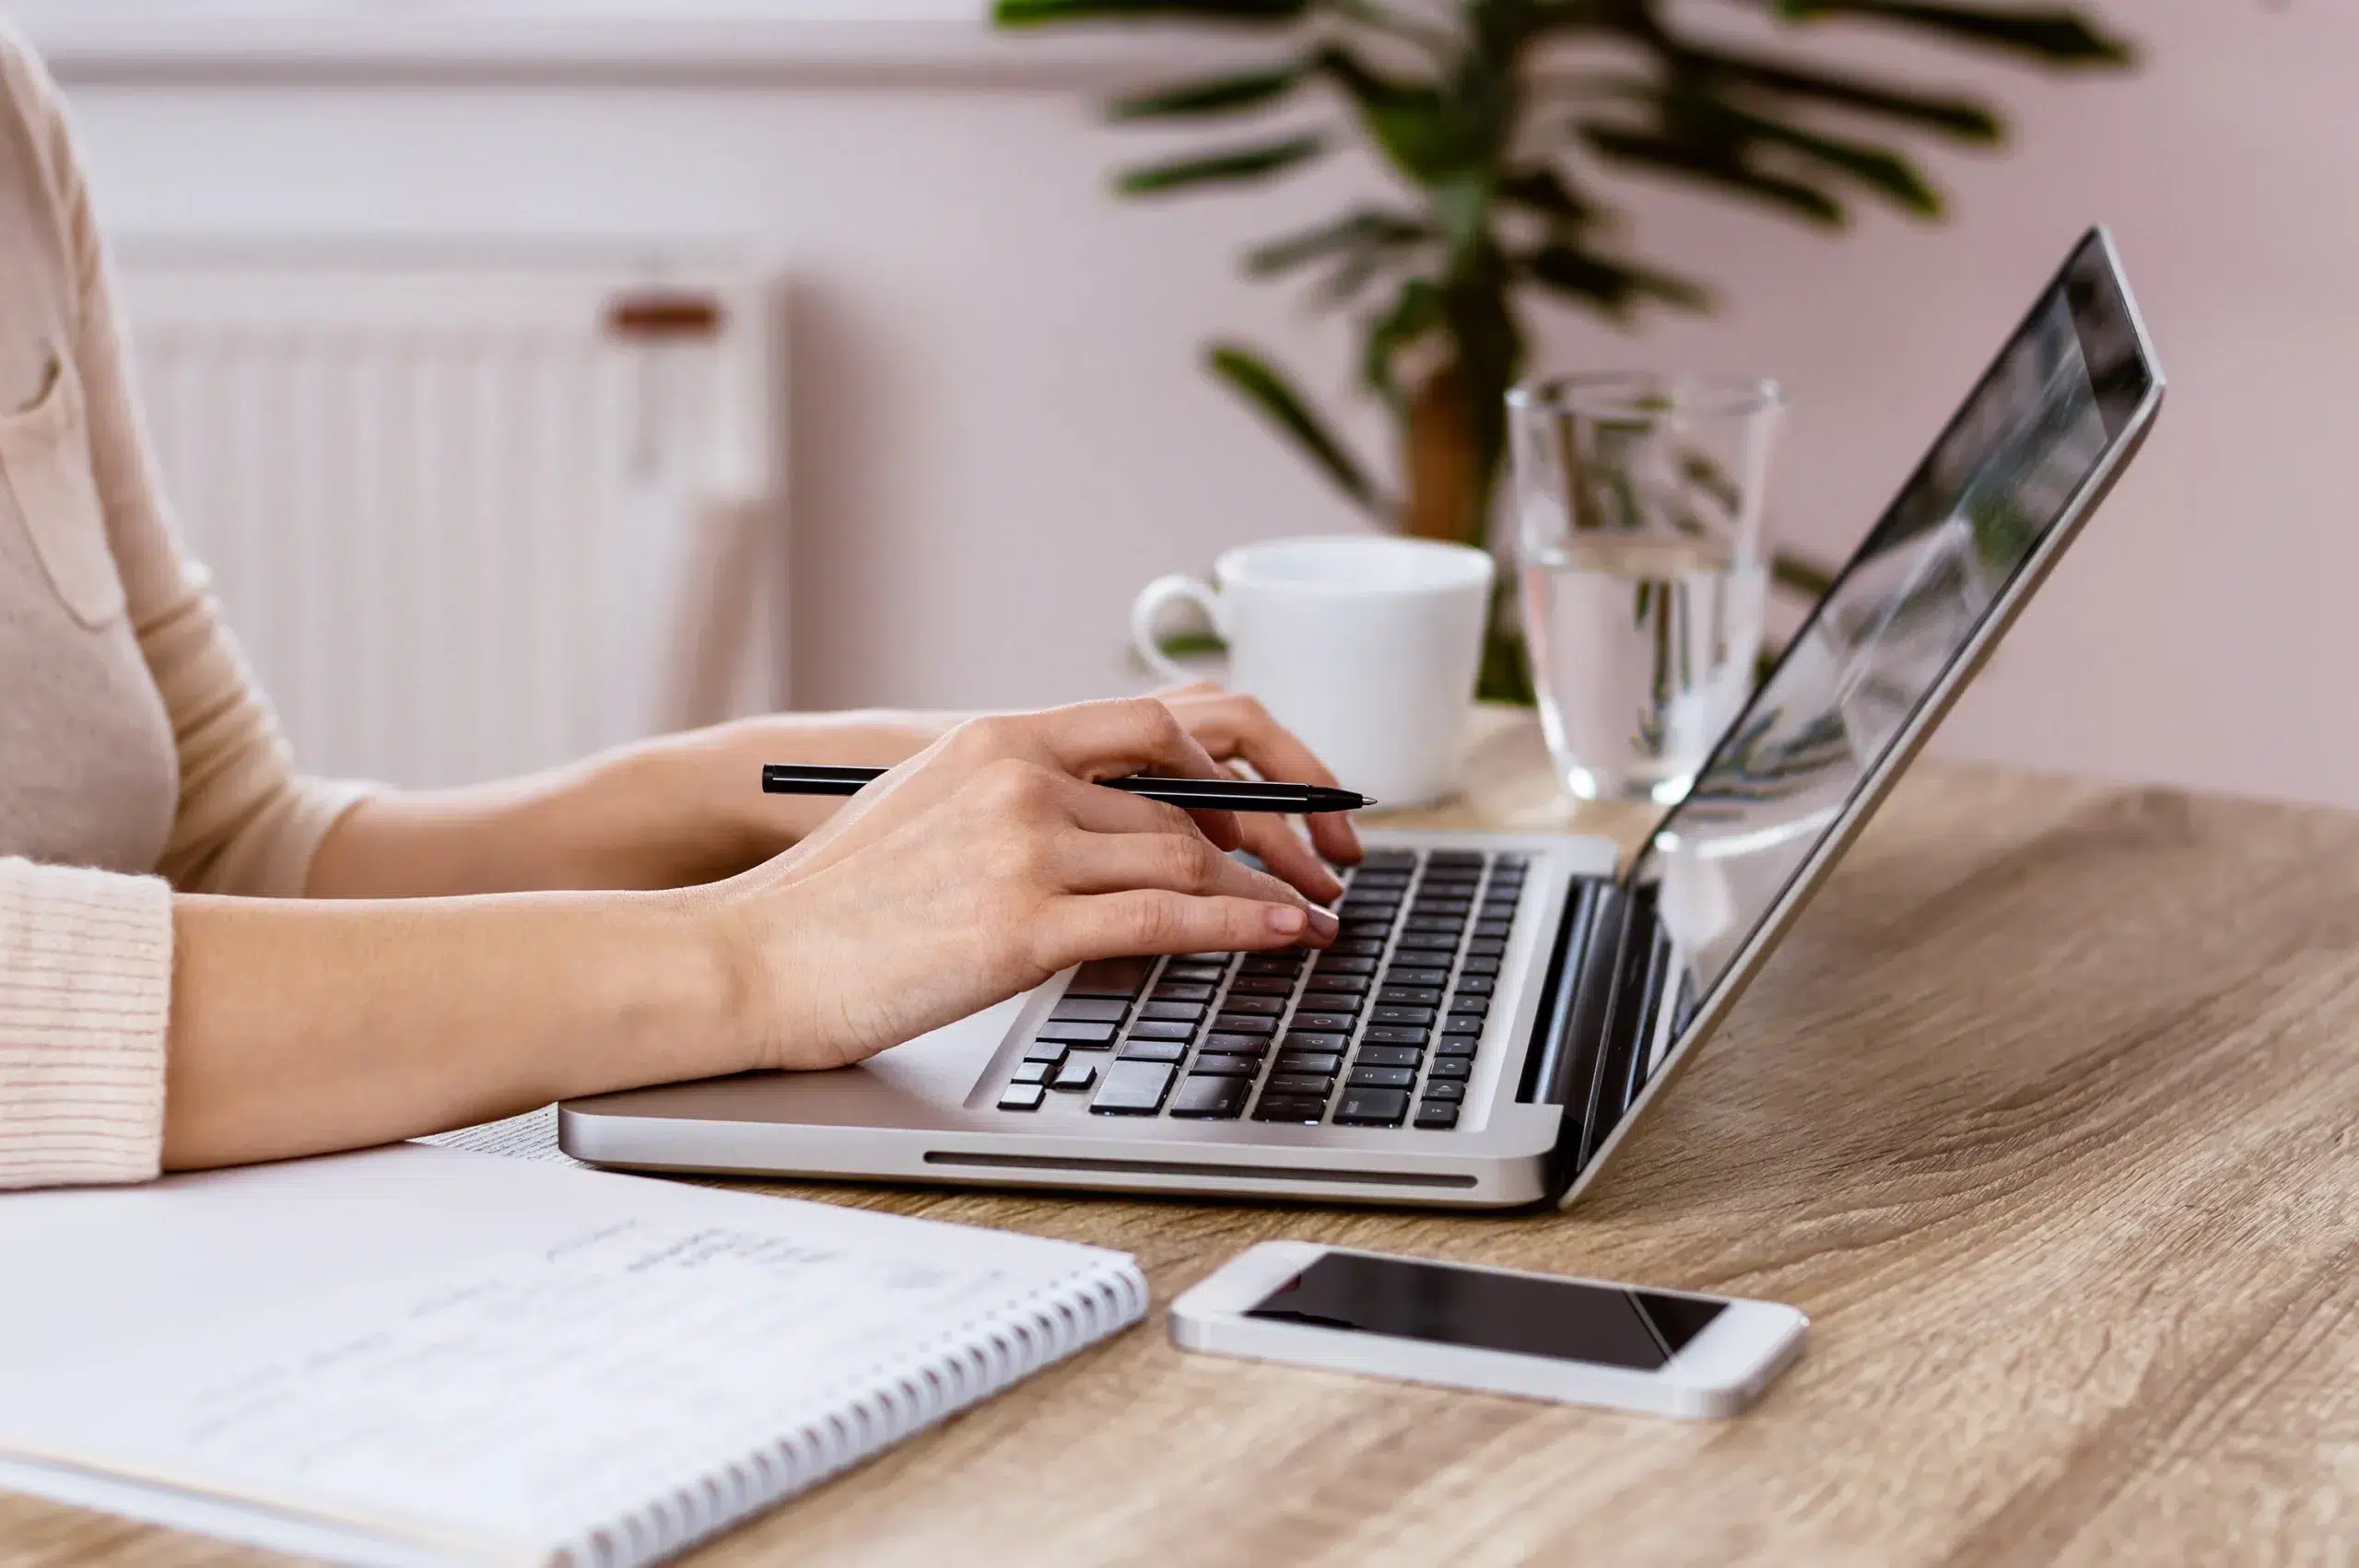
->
[560,1258,1150,1568]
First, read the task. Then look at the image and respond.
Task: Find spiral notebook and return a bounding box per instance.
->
[0,1143,1145,1568]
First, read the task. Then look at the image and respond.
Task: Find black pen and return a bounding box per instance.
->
[761,764,1373,813]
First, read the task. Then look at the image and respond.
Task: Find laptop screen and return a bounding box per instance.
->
[1618,230,2158,1091]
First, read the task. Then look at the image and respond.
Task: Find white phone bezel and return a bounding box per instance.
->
[1168,1241,1807,1420]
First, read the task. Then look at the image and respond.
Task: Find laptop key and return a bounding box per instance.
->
[998,1084,1047,1111]
[1290,1012,1356,1036]
[1420,1079,1467,1102]
[1297,991,1366,1015]
[1473,921,1513,940]
[1414,1100,1461,1129]
[1200,1033,1272,1056]
[1252,1094,1329,1123]
[1453,976,1496,996]
[1361,1026,1430,1047]
[1220,994,1287,1016]
[1447,997,1491,1019]
[1066,957,1154,999]
[1168,1075,1250,1119]
[1228,975,1295,997]
[1090,1060,1176,1115]
[1392,932,1460,954]
[1330,939,1389,957]
[1036,1020,1120,1047]
[1191,1053,1262,1077]
[1383,967,1449,989]
[1371,1006,1437,1027]
[1050,996,1129,1024]
[1139,1000,1208,1023]
[1273,1051,1343,1077]
[1118,1038,1188,1063]
[1426,1059,1473,1082]
[1265,1073,1336,1096]
[1240,954,1305,975]
[1333,1088,1411,1126]
[1458,955,1501,977]
[1312,956,1378,977]
[1463,938,1508,957]
[1153,982,1216,1003]
[1355,1046,1424,1069]
[1378,986,1444,1008]
[1210,1012,1280,1036]
[1279,1032,1348,1054]
[1129,1019,1198,1042]
[1052,1059,1097,1092]
[1439,1015,1484,1036]
[1431,1035,1477,1058]
[1021,1040,1070,1065]
[1346,1065,1417,1089]
[1011,1060,1052,1084]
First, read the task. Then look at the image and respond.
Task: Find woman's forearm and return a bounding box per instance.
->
[162,886,746,1170]
[306,712,946,898]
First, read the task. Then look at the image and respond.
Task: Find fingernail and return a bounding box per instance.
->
[1268,906,1308,935]
[1306,906,1338,937]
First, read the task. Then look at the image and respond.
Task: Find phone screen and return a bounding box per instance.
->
[1245,1252,1726,1370]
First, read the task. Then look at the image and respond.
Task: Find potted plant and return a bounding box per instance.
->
[995,0,2132,698]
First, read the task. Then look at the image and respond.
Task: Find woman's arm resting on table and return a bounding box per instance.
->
[304,686,1359,901]
[163,700,1335,1171]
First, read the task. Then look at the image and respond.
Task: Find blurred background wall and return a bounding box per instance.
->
[28,1,2359,805]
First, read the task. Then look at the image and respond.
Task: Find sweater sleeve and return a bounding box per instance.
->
[0,858,170,1189]
[24,37,371,898]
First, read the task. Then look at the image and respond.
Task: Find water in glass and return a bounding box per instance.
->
[1520,535,1766,803]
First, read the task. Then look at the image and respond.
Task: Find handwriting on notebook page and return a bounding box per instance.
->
[163,1219,1022,1535]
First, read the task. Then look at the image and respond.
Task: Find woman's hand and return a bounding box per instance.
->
[712,698,1340,1071]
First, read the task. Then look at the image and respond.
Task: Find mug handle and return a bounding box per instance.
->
[1130,574,1225,684]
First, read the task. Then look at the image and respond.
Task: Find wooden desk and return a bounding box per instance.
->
[12,717,2359,1566]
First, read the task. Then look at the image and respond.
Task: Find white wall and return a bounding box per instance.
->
[41,1,2359,806]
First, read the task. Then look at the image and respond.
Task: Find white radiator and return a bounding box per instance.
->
[117,247,787,790]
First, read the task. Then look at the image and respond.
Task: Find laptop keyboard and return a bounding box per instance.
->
[994,848,1528,1129]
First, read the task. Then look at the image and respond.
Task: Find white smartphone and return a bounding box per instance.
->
[1169,1241,1808,1420]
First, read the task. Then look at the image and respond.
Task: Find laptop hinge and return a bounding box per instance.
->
[1533,882,1672,1199]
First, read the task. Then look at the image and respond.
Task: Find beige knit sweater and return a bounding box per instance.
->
[0,29,368,1188]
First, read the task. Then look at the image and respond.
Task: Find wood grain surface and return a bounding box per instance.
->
[8,714,2358,1568]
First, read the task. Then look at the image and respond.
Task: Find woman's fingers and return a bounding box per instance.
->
[1053,827,1333,916]
[1043,765,1342,905]
[1231,814,1344,905]
[1032,891,1327,974]
[965,699,1244,850]
[1168,692,1364,866]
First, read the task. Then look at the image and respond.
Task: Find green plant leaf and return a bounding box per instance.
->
[1244,208,1429,276]
[1206,343,1383,514]
[1678,50,2002,143]
[1580,125,1847,226]
[1702,97,1946,216]
[1496,166,1602,226]
[1117,134,1326,194]
[1313,44,1491,181]
[1770,2,2134,65]
[1770,549,1838,600]
[996,0,1308,25]
[1109,61,1310,120]
[1520,243,1709,317]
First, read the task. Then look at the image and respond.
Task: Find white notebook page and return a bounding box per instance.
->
[0,1144,1141,1566]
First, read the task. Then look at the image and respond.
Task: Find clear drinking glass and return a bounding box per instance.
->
[1508,372,1784,804]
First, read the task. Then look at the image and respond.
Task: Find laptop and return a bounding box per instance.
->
[560,228,2164,1211]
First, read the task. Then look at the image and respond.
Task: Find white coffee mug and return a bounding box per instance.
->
[1131,535,1495,808]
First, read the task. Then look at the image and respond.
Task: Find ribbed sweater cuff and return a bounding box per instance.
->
[0,858,171,1189]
